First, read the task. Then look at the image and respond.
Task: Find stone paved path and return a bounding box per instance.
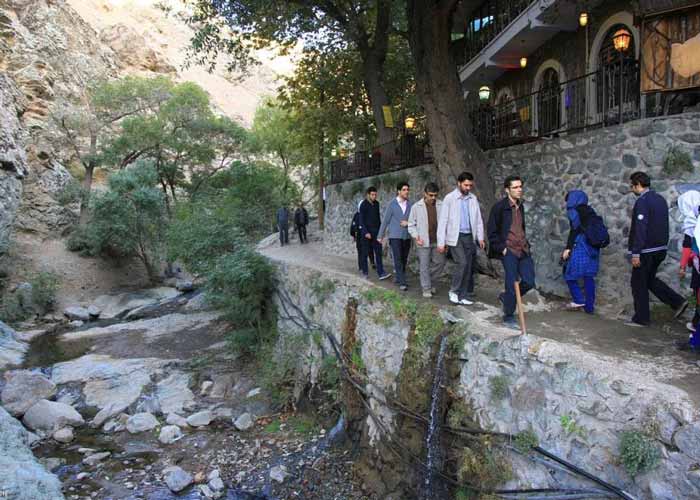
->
[262,242,700,404]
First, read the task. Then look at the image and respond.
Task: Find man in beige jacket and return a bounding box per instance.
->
[436,172,485,305]
[408,182,446,298]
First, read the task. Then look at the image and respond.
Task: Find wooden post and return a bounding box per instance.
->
[514,280,526,335]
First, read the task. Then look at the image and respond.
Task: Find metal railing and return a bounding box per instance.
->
[464,0,534,65]
[470,60,642,150]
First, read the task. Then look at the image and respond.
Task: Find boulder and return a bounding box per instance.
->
[158,425,183,444]
[1,369,57,417]
[246,388,262,398]
[163,465,193,492]
[166,413,189,428]
[126,412,159,434]
[82,451,111,467]
[22,400,84,432]
[200,381,214,396]
[674,421,700,461]
[176,280,194,292]
[233,412,254,431]
[184,293,209,312]
[91,402,129,429]
[270,465,289,483]
[87,305,101,318]
[156,372,195,415]
[0,320,28,370]
[186,410,213,427]
[0,406,64,499]
[90,287,181,319]
[209,476,225,491]
[63,306,90,321]
[52,427,74,443]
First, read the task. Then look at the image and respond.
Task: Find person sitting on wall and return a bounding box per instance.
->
[377,182,413,291]
[408,182,446,298]
[625,171,688,327]
[437,172,485,305]
[676,190,700,351]
[561,190,601,314]
[487,175,535,330]
[358,186,392,281]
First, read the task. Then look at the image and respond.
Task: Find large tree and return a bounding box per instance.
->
[185,0,398,147]
[406,0,495,206]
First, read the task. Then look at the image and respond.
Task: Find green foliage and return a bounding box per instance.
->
[287,414,320,436]
[447,400,475,429]
[458,437,512,491]
[318,355,341,392]
[350,342,365,372]
[30,272,59,314]
[264,419,282,433]
[514,429,539,453]
[663,145,693,175]
[414,303,443,349]
[54,179,87,206]
[310,275,336,305]
[75,163,167,281]
[560,414,586,438]
[489,375,509,401]
[0,294,27,325]
[362,288,417,320]
[350,181,365,199]
[619,430,660,476]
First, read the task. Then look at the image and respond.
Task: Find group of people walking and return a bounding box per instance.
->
[350,170,699,349]
[277,204,309,246]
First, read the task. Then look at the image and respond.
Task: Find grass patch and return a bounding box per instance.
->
[560,414,586,438]
[264,419,282,433]
[514,429,539,453]
[287,414,319,436]
[619,430,660,476]
[489,375,509,401]
[457,436,512,491]
[310,275,336,305]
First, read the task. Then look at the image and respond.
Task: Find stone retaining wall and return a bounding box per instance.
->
[270,257,700,499]
[325,113,700,304]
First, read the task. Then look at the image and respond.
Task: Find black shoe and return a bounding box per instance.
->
[674,300,689,319]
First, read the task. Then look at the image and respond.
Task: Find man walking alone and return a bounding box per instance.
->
[408,182,446,298]
[625,171,687,327]
[378,182,413,291]
[437,172,485,305]
[487,175,535,329]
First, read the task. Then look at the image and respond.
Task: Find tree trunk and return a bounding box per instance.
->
[318,132,325,231]
[407,0,495,209]
[79,163,95,226]
[362,56,394,149]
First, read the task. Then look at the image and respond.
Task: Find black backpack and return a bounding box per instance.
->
[578,207,610,249]
[350,212,360,238]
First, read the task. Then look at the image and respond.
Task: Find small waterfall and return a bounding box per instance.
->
[423,334,448,498]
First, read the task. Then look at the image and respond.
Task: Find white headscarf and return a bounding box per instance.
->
[678,190,700,245]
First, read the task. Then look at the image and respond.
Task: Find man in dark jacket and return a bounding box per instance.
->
[625,171,687,327]
[276,206,290,246]
[294,203,309,244]
[487,175,535,330]
[358,186,391,280]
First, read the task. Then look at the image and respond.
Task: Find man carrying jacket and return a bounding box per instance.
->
[487,175,535,330]
[437,172,485,305]
[408,182,446,298]
[378,182,413,291]
[358,186,391,281]
[626,171,687,327]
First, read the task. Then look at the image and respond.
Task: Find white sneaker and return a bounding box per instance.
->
[449,292,460,304]
[687,322,696,333]
[459,298,474,305]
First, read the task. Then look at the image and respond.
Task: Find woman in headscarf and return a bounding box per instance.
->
[561,190,600,313]
[677,190,700,348]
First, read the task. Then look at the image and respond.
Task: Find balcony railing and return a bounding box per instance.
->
[470,60,648,150]
[464,0,533,65]
[329,134,433,185]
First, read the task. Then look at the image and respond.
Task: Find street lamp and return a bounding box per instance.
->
[579,12,588,27]
[613,27,632,125]
[404,116,416,131]
[520,56,527,69]
[478,85,491,102]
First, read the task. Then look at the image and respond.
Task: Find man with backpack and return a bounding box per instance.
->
[625,171,687,327]
[350,204,374,272]
[561,190,607,314]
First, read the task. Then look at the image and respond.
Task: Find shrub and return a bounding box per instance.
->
[0,294,27,324]
[514,429,539,453]
[489,375,509,401]
[54,179,87,206]
[619,430,660,476]
[663,145,693,175]
[30,272,59,313]
[458,437,512,491]
[560,414,586,438]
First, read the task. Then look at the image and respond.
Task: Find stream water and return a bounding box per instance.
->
[423,334,448,499]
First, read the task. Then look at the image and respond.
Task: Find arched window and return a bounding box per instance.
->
[596,24,638,120]
[537,67,561,134]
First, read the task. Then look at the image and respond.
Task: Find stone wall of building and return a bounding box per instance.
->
[269,255,700,500]
[325,113,700,305]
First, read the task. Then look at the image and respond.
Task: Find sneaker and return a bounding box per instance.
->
[422,290,433,298]
[400,285,408,291]
[674,300,689,319]
[449,292,460,304]
[566,302,585,311]
[459,298,474,305]
[378,273,392,281]
[623,319,645,328]
[687,322,696,333]
[362,273,369,280]
[503,317,520,331]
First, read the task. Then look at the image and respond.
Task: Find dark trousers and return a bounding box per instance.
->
[501,250,536,319]
[360,235,385,276]
[279,225,289,245]
[631,251,685,325]
[566,277,596,313]
[389,238,411,286]
[296,224,307,243]
[449,233,476,299]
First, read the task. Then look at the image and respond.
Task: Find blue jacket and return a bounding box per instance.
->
[378,198,412,240]
[628,189,669,257]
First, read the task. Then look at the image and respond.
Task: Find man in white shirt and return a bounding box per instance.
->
[436,172,485,305]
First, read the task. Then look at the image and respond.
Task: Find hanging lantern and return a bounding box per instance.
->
[520,56,528,69]
[478,85,491,101]
[579,12,588,27]
[404,116,416,130]
[613,27,631,52]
